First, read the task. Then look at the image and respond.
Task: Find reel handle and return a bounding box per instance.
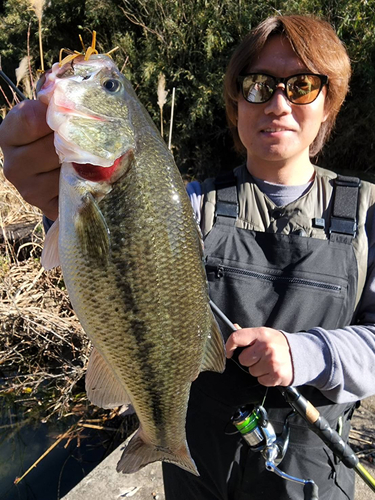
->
[304,481,319,500]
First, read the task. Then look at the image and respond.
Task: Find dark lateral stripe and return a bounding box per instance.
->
[130,319,164,427]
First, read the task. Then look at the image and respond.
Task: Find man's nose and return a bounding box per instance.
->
[264,84,292,115]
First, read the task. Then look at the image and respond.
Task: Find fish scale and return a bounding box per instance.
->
[40,53,226,476]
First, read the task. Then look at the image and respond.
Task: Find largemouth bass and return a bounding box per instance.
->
[39,54,225,476]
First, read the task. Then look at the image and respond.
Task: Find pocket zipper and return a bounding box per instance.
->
[213,265,342,292]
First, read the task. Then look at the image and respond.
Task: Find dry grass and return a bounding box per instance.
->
[0,162,138,445]
[0,163,40,227]
[0,162,95,422]
[1,258,91,419]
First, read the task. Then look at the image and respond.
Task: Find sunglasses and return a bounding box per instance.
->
[237,73,328,105]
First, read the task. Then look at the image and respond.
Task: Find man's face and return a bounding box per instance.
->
[237,35,328,180]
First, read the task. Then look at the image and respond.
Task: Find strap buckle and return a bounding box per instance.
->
[329,175,361,238]
[334,177,361,188]
[329,217,357,237]
[215,200,239,219]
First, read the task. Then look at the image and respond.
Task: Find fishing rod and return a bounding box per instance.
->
[209,299,375,498]
[0,69,27,101]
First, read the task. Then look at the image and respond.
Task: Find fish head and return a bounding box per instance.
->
[38,54,138,169]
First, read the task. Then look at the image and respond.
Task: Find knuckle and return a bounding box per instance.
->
[263,374,279,387]
[231,330,241,344]
[3,160,24,190]
[268,349,278,363]
[22,101,42,129]
[2,100,47,146]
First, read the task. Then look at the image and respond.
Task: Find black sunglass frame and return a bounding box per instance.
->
[237,73,329,105]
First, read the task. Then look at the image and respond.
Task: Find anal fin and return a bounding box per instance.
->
[86,347,133,411]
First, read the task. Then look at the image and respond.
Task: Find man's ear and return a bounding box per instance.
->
[322,107,329,123]
[322,89,330,123]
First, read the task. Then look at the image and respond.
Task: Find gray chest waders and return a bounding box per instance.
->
[204,172,360,498]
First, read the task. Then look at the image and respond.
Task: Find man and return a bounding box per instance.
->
[163,15,375,500]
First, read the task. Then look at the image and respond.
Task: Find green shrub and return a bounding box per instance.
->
[1,0,374,179]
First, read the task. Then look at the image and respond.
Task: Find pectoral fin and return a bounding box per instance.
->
[199,316,226,374]
[75,192,110,264]
[41,218,60,270]
[86,347,133,411]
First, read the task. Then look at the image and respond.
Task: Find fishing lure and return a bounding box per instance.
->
[58,30,118,67]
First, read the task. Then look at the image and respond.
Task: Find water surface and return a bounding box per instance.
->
[0,400,108,500]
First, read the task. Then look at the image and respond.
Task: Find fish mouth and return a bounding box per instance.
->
[52,84,111,122]
[56,102,108,122]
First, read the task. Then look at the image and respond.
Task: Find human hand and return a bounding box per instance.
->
[0,99,60,220]
[226,326,294,387]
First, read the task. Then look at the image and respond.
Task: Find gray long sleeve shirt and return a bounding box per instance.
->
[187,174,375,404]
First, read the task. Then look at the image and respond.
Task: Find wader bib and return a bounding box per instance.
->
[163,167,362,500]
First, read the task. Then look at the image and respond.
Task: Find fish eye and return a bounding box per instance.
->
[103,79,121,93]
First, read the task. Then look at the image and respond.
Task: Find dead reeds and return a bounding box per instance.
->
[157,73,168,139]
[0,166,92,420]
[28,0,45,71]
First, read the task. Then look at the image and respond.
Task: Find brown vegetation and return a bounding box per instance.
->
[0,164,91,419]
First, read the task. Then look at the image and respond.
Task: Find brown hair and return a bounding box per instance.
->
[224,15,351,156]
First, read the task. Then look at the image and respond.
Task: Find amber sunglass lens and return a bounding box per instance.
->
[242,75,273,103]
[287,75,322,104]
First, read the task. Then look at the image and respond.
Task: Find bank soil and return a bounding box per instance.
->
[350,395,375,498]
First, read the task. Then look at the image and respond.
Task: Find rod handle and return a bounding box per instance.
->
[280,387,358,469]
[313,414,358,469]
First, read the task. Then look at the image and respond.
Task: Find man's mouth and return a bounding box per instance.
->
[262,127,292,133]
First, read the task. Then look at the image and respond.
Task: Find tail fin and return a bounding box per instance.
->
[116,428,199,476]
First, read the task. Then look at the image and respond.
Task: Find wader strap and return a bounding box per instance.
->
[214,171,238,224]
[330,175,361,239]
